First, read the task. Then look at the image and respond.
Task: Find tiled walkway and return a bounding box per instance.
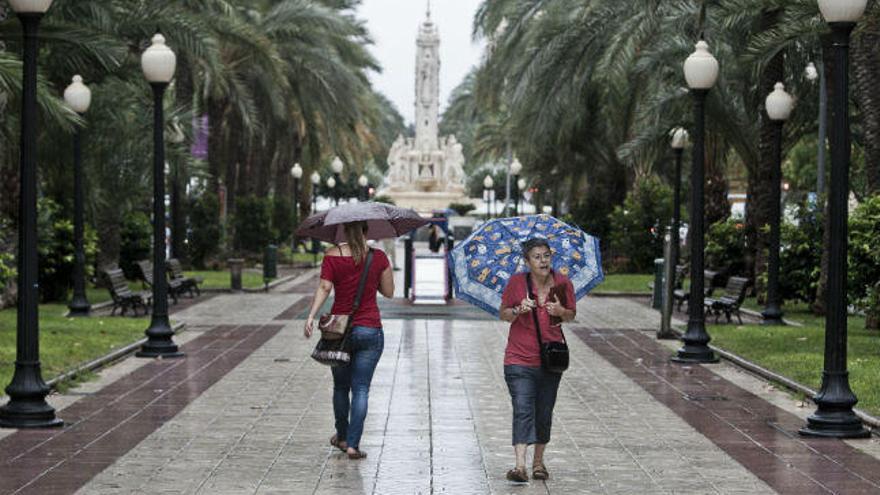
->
[0,265,878,494]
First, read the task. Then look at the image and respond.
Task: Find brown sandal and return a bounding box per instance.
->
[532,463,549,480]
[329,435,347,453]
[347,449,367,459]
[506,467,528,483]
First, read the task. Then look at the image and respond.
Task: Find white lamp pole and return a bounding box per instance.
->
[358,174,369,201]
[64,75,92,318]
[801,0,870,439]
[672,40,720,365]
[510,158,523,215]
[331,157,344,205]
[0,0,63,429]
[137,33,183,359]
[483,175,494,218]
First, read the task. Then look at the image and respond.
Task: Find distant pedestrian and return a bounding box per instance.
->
[304,221,394,459]
[498,237,576,482]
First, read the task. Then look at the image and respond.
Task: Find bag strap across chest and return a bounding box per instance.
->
[350,249,374,318]
[525,274,566,345]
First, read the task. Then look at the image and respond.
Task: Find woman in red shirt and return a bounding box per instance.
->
[499,238,576,482]
[304,221,394,459]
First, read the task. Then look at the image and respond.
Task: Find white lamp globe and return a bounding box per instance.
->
[683,40,720,90]
[142,34,177,83]
[327,177,336,189]
[510,158,523,175]
[517,178,527,190]
[311,171,321,185]
[765,82,795,122]
[818,0,867,23]
[331,157,344,174]
[670,127,689,150]
[290,163,303,179]
[483,175,494,189]
[358,174,369,187]
[805,62,819,81]
[8,0,53,13]
[63,75,91,114]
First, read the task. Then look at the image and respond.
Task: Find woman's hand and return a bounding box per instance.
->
[304,316,315,338]
[545,295,565,317]
[517,294,536,314]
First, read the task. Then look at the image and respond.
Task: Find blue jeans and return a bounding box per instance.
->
[331,326,384,449]
[504,365,562,445]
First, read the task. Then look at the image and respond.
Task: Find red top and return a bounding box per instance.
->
[501,272,576,367]
[320,249,390,329]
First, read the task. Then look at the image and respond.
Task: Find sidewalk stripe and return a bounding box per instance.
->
[273,296,311,321]
[574,327,880,494]
[0,323,283,495]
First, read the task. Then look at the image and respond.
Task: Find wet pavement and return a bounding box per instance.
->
[1,253,880,494]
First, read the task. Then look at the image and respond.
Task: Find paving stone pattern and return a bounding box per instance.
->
[73,295,773,494]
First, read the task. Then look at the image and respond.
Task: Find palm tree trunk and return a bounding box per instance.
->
[705,133,730,227]
[852,18,880,194]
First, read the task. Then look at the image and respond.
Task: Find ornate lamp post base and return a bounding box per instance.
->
[67,297,91,317]
[136,317,184,358]
[671,325,719,364]
[0,366,63,428]
[760,305,785,325]
[800,372,870,438]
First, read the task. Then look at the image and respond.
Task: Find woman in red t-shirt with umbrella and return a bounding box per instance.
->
[499,238,576,482]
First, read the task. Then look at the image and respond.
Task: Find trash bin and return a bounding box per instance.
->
[263,244,278,282]
[652,258,664,310]
[228,258,244,292]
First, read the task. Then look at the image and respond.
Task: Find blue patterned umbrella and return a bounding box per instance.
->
[449,214,604,317]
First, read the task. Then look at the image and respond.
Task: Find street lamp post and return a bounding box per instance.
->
[290,163,302,250]
[310,171,320,266]
[327,176,337,208]
[517,178,527,215]
[762,83,794,326]
[331,156,344,205]
[0,0,63,429]
[358,174,369,201]
[672,40,719,364]
[659,127,688,340]
[483,175,494,218]
[805,61,828,203]
[136,33,183,359]
[800,0,870,439]
[64,75,92,317]
[510,158,522,216]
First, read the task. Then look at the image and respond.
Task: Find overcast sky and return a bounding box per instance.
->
[357,0,485,125]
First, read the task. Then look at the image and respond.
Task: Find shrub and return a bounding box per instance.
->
[776,216,822,304]
[233,195,274,255]
[119,211,152,279]
[607,176,673,273]
[704,218,748,281]
[271,196,295,245]
[848,194,880,327]
[36,198,98,302]
[372,195,396,205]
[187,193,222,269]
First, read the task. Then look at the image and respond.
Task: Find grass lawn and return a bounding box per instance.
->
[0,304,148,390]
[291,252,323,264]
[707,301,880,416]
[186,270,266,290]
[595,273,653,294]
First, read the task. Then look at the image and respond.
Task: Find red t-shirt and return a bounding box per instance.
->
[501,272,576,367]
[320,249,390,329]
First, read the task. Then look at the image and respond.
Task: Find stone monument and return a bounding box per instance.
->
[382,4,469,212]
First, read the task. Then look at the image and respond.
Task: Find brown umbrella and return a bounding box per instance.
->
[296,202,429,243]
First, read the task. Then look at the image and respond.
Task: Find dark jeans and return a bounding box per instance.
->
[504,364,562,445]
[331,326,384,449]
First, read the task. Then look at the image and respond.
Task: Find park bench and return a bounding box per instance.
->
[102,267,150,316]
[704,276,751,324]
[673,269,718,311]
[136,260,184,304]
[167,258,203,297]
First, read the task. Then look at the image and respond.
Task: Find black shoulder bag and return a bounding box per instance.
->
[311,249,374,367]
[526,275,570,374]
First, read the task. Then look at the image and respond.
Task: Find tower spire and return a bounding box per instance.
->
[426,0,431,20]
